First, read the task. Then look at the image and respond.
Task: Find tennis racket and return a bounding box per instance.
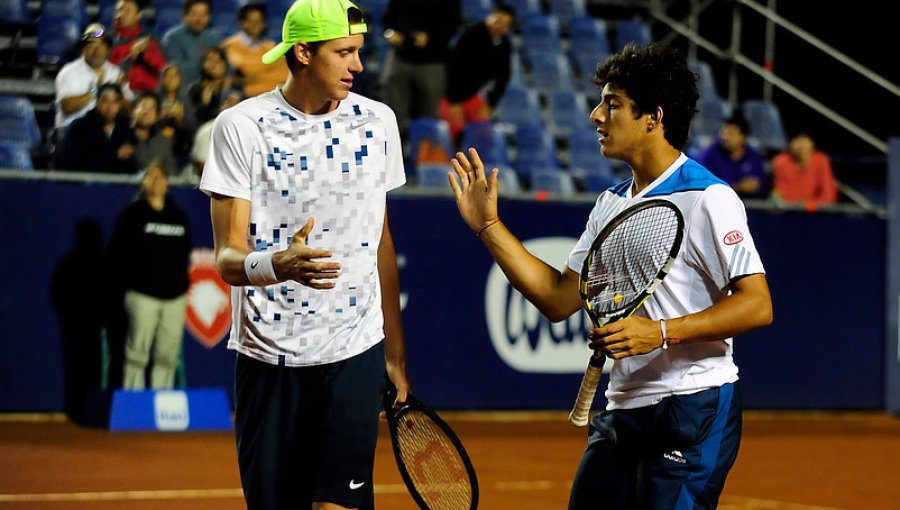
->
[568,199,685,427]
[383,379,479,510]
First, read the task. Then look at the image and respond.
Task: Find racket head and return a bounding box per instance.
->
[383,382,479,510]
[579,199,685,325]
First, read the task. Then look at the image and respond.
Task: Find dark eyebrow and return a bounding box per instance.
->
[601,92,621,103]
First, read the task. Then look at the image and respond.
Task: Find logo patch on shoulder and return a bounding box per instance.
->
[723,230,744,245]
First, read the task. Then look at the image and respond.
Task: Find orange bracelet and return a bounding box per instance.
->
[476,218,501,238]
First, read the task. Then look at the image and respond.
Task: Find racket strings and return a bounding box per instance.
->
[586,206,680,313]
[395,410,473,510]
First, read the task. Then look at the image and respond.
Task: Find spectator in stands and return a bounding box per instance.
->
[53,23,132,139]
[186,47,237,126]
[131,91,176,175]
[109,0,167,94]
[380,0,461,136]
[220,3,288,97]
[158,64,197,165]
[440,2,514,145]
[108,161,192,390]
[191,88,244,177]
[55,83,138,173]
[161,0,221,90]
[771,131,839,205]
[695,112,767,198]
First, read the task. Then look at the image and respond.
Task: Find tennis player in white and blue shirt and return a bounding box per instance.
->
[450,42,773,510]
[199,0,410,508]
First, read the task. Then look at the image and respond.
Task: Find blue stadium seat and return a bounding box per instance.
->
[569,16,609,90]
[521,13,562,62]
[36,16,80,64]
[0,0,32,23]
[514,124,559,181]
[0,95,42,148]
[742,99,788,152]
[530,168,576,196]
[97,0,116,27]
[266,12,286,40]
[496,84,542,130]
[406,118,454,173]
[692,97,732,139]
[528,51,574,94]
[494,164,522,194]
[546,0,585,31]
[40,0,86,24]
[461,121,511,168]
[584,172,618,192]
[210,0,243,36]
[689,59,719,100]
[568,128,615,182]
[503,0,541,21]
[547,89,589,138]
[508,50,526,87]
[615,19,652,50]
[0,141,34,170]
[354,0,388,22]
[154,3,184,38]
[461,0,491,23]
[416,163,454,190]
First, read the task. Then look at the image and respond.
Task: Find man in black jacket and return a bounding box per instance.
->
[380,0,461,136]
[441,3,514,144]
[108,161,192,389]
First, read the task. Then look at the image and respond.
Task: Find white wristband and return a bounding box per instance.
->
[244,251,279,286]
[660,319,668,350]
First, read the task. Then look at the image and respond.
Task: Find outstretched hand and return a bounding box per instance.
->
[448,148,500,235]
[272,217,341,289]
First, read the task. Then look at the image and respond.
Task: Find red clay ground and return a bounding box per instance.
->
[1,411,898,509]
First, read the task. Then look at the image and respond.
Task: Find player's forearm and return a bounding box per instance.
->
[377,226,407,373]
[478,222,581,321]
[215,245,255,286]
[665,273,773,344]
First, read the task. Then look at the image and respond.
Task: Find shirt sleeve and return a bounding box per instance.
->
[685,184,765,290]
[567,194,607,273]
[54,66,89,102]
[199,108,255,200]
[383,106,406,192]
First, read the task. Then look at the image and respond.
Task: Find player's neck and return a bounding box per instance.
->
[630,146,681,194]
[281,76,340,115]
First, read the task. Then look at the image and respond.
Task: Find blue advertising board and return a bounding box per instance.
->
[0,178,887,412]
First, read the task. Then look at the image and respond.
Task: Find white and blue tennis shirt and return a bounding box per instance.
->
[568,153,766,410]
[200,89,406,367]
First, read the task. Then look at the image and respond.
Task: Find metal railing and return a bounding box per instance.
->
[645,0,894,154]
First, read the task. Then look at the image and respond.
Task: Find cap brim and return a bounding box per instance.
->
[262,42,293,65]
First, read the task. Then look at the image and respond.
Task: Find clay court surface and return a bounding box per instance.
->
[1,411,899,510]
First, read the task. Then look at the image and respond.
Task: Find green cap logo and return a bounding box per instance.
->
[261,0,367,65]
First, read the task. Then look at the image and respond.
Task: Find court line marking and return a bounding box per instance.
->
[0,481,554,502]
[0,486,846,509]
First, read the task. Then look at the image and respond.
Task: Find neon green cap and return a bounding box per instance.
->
[261,0,368,65]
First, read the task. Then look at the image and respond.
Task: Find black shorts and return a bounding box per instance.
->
[234,342,386,510]
[568,382,743,510]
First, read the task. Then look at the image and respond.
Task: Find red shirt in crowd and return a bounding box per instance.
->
[772,149,839,204]
[109,21,167,93]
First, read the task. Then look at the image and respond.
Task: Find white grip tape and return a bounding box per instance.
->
[568,361,603,427]
[245,251,279,286]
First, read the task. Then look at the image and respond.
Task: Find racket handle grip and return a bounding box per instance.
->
[568,355,605,428]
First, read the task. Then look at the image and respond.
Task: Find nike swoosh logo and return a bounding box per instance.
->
[349,480,365,490]
[250,261,259,269]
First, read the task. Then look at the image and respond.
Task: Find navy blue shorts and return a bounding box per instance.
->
[234,342,386,510]
[568,382,742,510]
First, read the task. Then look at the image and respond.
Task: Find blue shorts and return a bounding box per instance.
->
[234,342,386,510]
[568,382,742,510]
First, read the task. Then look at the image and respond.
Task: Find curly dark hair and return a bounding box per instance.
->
[592,42,699,150]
